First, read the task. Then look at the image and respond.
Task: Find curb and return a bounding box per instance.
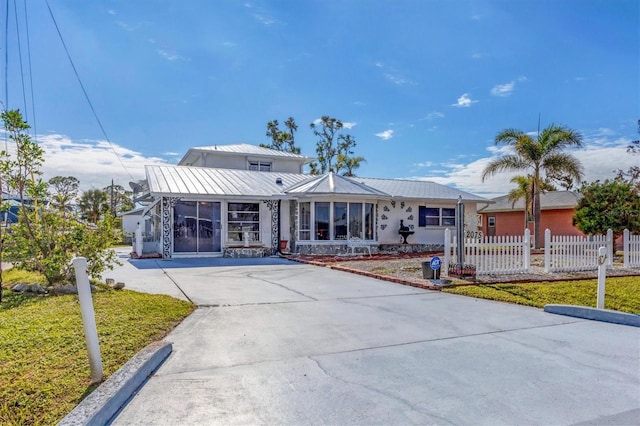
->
[544,304,640,327]
[59,341,173,426]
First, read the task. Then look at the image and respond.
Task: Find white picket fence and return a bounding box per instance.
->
[443,228,531,275]
[624,229,640,268]
[544,229,613,273]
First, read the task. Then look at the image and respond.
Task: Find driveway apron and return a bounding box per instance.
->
[107,256,640,425]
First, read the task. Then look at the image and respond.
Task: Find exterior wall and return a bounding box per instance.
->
[200,153,303,173]
[377,200,479,245]
[122,214,143,235]
[480,208,585,238]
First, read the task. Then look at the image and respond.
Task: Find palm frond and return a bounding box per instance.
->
[481,155,530,181]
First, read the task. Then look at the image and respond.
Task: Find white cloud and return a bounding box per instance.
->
[490,81,515,97]
[157,49,183,62]
[342,122,357,130]
[353,101,366,106]
[375,129,394,140]
[421,111,445,121]
[221,41,237,47]
[471,52,483,59]
[29,133,168,191]
[452,93,477,107]
[517,75,527,82]
[408,138,636,198]
[107,9,116,15]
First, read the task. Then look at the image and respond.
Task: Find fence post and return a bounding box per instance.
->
[623,229,630,268]
[544,229,551,273]
[597,247,607,309]
[443,228,451,276]
[606,228,613,267]
[135,222,143,257]
[524,229,531,272]
[72,257,103,384]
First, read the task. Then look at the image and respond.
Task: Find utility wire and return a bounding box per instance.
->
[12,0,28,122]
[45,0,135,181]
[23,0,37,141]
[4,0,9,109]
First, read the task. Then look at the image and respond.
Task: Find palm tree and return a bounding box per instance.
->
[78,189,108,224]
[482,124,584,248]
[508,175,555,230]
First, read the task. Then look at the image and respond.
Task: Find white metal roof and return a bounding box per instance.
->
[285,172,389,197]
[145,165,309,198]
[478,191,581,213]
[357,177,489,202]
[145,166,490,203]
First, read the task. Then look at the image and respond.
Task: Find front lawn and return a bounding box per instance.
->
[443,276,640,314]
[0,283,194,425]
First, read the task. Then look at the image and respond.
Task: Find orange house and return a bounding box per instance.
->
[478,191,584,240]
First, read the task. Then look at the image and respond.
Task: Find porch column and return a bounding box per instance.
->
[161,197,179,260]
[263,200,279,255]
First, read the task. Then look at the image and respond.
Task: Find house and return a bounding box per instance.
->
[131,144,489,258]
[477,191,584,239]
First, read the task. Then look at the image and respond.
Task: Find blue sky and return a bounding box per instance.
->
[2,0,638,197]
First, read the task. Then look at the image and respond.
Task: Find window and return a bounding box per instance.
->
[442,208,456,226]
[488,216,496,227]
[334,202,348,240]
[302,201,375,241]
[299,202,311,240]
[315,202,330,240]
[349,203,363,238]
[227,203,260,243]
[248,161,271,172]
[364,203,374,239]
[419,206,457,227]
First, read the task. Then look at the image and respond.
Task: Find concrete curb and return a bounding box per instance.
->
[544,304,640,327]
[59,341,173,426]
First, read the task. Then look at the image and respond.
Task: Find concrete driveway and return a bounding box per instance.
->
[106,253,640,425]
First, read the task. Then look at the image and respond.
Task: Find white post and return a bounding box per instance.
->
[135,222,143,257]
[597,246,607,309]
[623,228,630,269]
[73,257,103,384]
[443,228,451,276]
[606,228,613,267]
[524,229,531,272]
[544,229,551,273]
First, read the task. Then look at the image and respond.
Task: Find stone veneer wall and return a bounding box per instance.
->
[223,247,270,258]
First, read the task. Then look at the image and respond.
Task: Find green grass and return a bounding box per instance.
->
[0,274,194,425]
[443,276,640,314]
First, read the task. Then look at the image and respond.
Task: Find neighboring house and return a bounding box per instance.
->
[131,144,489,258]
[478,191,583,239]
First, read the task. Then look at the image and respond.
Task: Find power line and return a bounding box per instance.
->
[23,0,37,141]
[12,0,28,122]
[4,0,9,108]
[44,0,135,181]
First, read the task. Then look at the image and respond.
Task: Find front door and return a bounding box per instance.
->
[173,201,221,254]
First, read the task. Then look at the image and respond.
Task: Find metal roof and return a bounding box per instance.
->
[182,144,313,160]
[285,172,389,197]
[146,165,309,198]
[478,191,581,213]
[145,166,490,203]
[357,177,489,202]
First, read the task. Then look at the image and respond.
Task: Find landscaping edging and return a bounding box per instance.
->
[59,341,173,426]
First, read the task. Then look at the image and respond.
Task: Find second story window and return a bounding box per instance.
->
[248,161,272,172]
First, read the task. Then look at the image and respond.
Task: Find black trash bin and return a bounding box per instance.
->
[422,260,441,280]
